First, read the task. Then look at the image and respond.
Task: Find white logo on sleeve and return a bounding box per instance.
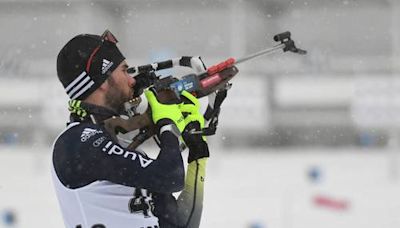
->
[81,128,103,142]
[102,59,114,74]
[102,141,153,168]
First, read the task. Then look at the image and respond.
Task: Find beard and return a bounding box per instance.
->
[104,77,131,114]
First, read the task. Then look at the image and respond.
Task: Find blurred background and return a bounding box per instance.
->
[1,0,400,227]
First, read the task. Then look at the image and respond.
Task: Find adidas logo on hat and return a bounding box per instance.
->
[102,59,114,74]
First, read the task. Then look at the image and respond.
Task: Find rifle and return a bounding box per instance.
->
[103,31,306,150]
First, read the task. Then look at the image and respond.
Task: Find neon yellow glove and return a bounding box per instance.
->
[144,90,185,133]
[179,91,209,163]
[179,91,205,130]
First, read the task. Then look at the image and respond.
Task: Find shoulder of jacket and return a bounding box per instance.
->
[54,122,106,145]
[66,122,104,133]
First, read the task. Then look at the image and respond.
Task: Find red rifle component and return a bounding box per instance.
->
[200,57,236,90]
[206,57,236,75]
[200,73,223,89]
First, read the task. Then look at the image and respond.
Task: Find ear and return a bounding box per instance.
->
[98,79,109,91]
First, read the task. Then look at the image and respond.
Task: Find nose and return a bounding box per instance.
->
[128,74,136,87]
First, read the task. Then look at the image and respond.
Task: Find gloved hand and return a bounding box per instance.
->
[145,90,185,136]
[180,91,205,134]
[179,91,209,162]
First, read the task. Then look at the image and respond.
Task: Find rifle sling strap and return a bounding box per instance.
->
[202,88,228,136]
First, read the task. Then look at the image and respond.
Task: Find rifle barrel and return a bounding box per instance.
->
[235,43,286,65]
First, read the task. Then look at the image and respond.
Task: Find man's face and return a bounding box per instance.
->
[104,60,136,112]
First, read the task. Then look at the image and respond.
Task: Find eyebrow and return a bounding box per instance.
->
[122,63,129,69]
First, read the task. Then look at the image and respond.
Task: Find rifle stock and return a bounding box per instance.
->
[103,89,180,150]
[103,111,153,137]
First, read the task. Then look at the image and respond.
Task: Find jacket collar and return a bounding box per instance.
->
[69,101,118,124]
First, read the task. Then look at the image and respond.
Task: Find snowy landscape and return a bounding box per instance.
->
[1,146,399,228]
[1,0,400,227]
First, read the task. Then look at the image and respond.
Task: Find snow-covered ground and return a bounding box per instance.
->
[0,146,399,228]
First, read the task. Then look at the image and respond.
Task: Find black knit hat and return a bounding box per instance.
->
[57,30,125,100]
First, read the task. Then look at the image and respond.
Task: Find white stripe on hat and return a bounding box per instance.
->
[67,76,91,97]
[71,80,95,99]
[65,71,87,92]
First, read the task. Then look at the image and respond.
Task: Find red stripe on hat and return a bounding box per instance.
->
[86,46,101,73]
